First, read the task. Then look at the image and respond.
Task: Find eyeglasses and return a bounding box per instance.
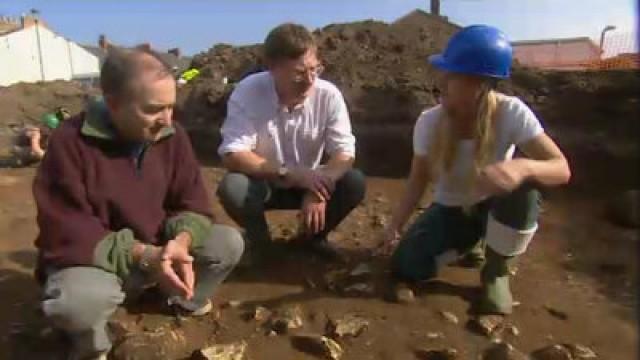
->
[292,64,325,83]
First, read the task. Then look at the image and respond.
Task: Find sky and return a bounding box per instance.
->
[0,0,637,56]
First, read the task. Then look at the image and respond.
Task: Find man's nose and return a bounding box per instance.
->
[158,108,172,126]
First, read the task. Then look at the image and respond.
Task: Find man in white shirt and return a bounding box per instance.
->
[217,23,365,262]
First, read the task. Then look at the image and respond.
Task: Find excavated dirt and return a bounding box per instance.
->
[0,16,638,360]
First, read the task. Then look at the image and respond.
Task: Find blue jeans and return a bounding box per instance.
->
[217,169,366,246]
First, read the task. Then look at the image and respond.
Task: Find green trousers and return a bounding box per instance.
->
[391,185,540,314]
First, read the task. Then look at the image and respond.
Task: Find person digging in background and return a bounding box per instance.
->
[33,47,244,360]
[8,108,68,166]
[378,25,571,325]
[217,23,366,265]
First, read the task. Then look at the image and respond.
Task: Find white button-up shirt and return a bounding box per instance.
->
[218,72,356,169]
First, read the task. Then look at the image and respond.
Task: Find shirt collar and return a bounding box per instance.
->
[81,96,175,141]
[268,71,314,113]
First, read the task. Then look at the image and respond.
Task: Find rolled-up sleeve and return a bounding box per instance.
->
[325,91,356,158]
[218,94,257,157]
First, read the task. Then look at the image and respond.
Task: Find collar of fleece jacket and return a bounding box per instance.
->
[80,97,175,142]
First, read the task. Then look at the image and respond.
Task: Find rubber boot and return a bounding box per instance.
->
[458,238,486,268]
[478,246,517,315]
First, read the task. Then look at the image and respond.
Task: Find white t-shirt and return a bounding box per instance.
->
[218,72,356,169]
[413,95,544,206]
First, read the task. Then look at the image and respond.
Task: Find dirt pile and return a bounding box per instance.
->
[0,80,89,127]
[176,17,463,173]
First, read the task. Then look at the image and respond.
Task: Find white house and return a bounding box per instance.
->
[0,16,100,86]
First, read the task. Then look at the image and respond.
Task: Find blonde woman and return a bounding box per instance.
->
[379,25,571,319]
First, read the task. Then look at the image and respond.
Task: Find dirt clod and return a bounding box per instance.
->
[482,342,529,360]
[270,305,304,334]
[415,347,458,360]
[394,283,416,304]
[291,334,343,360]
[193,341,248,360]
[439,311,459,325]
[531,344,598,360]
[327,313,369,338]
[251,306,272,324]
[531,344,573,360]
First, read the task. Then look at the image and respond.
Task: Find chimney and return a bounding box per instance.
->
[20,15,36,29]
[431,0,441,16]
[98,34,109,49]
[168,48,181,58]
[138,43,152,51]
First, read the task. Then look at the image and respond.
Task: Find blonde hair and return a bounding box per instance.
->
[427,84,502,198]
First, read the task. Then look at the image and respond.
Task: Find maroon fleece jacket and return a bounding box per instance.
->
[33,110,213,280]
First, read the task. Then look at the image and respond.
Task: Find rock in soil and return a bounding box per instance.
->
[291,334,343,360]
[327,313,369,338]
[225,300,244,309]
[544,305,569,320]
[531,344,573,360]
[439,311,459,325]
[470,315,506,337]
[414,347,458,359]
[425,332,445,340]
[192,341,248,360]
[482,342,529,360]
[564,344,597,359]
[324,269,349,292]
[349,262,373,279]
[372,214,388,228]
[343,282,375,296]
[112,328,188,360]
[531,344,598,360]
[270,305,304,334]
[251,306,272,323]
[394,283,416,304]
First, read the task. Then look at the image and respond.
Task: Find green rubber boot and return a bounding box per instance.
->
[458,238,486,268]
[478,246,517,315]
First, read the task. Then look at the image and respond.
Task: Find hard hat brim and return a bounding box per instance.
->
[428,53,509,79]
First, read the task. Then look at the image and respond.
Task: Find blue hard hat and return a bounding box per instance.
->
[429,25,513,79]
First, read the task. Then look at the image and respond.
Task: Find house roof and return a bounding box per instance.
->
[0,21,20,36]
[81,45,108,64]
[79,44,192,72]
[512,37,601,53]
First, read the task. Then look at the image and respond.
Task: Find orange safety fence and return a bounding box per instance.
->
[516,31,639,71]
[587,31,639,70]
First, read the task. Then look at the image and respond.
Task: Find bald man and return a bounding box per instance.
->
[33,48,244,360]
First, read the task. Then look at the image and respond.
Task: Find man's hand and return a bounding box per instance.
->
[300,192,327,236]
[476,159,530,197]
[150,233,195,299]
[289,168,335,201]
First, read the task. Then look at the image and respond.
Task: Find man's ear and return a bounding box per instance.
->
[104,94,120,113]
[265,58,279,72]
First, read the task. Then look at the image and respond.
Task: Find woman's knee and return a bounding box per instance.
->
[491,185,540,230]
[390,235,438,281]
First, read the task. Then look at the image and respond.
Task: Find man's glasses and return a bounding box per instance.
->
[292,64,325,83]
